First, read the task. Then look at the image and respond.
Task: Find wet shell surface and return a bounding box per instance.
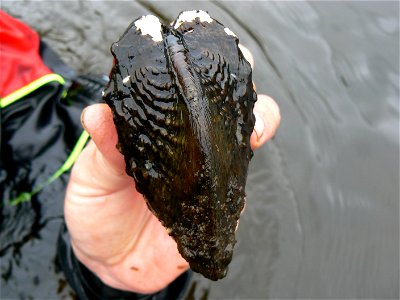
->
[103,10,256,280]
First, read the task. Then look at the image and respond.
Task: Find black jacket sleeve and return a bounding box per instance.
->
[57,224,192,300]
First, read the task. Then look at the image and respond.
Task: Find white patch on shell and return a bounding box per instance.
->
[224,27,237,37]
[101,90,105,97]
[174,10,213,29]
[122,75,130,84]
[134,15,163,42]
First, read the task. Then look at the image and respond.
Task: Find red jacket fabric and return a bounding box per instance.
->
[0,10,52,98]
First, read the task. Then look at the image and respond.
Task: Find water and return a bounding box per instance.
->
[1,1,399,299]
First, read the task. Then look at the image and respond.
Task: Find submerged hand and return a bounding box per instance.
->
[64,48,280,294]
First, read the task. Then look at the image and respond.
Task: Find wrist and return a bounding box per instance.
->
[58,226,192,299]
[70,215,190,294]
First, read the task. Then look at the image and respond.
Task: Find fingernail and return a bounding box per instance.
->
[254,112,265,141]
[81,107,88,131]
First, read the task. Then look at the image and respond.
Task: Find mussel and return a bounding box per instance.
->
[103,10,256,280]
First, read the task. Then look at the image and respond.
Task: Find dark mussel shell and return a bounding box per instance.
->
[103,10,256,280]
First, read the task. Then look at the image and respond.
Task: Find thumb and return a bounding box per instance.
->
[68,104,131,195]
[81,103,126,173]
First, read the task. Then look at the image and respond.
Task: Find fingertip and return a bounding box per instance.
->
[80,107,89,132]
[250,94,281,150]
[253,112,264,140]
[81,103,113,137]
[262,95,281,124]
[250,112,265,150]
[81,103,125,172]
[239,44,254,70]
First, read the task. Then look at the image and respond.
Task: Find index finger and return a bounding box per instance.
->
[239,45,281,149]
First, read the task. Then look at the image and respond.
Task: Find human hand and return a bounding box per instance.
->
[64,47,281,294]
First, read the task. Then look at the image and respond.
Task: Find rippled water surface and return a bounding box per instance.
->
[2,1,399,299]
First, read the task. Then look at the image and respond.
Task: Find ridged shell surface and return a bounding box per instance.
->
[103,10,256,280]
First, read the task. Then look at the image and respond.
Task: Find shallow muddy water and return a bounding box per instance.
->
[1,1,399,299]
